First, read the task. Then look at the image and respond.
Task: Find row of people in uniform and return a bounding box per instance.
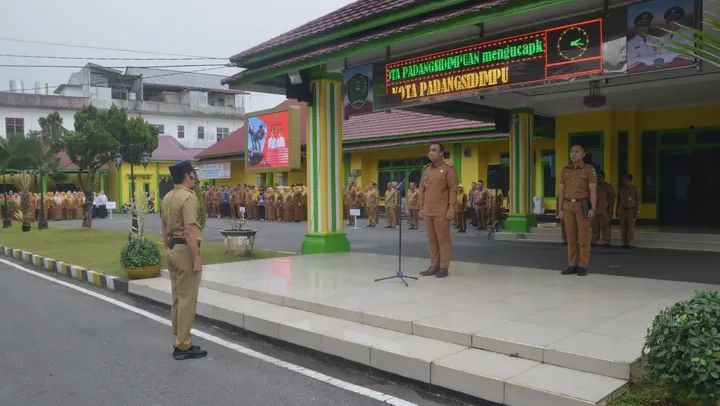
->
[341,180,505,231]
[5,191,87,221]
[202,184,308,222]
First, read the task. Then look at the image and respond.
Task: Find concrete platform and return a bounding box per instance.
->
[495,224,720,252]
[129,253,718,405]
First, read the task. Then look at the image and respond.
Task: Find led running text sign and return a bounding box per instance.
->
[385,18,603,106]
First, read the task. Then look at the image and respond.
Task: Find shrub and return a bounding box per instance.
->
[120,237,161,268]
[643,290,720,405]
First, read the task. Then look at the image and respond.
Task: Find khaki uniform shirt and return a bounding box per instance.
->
[418,160,458,217]
[365,189,379,207]
[473,188,489,207]
[595,181,616,215]
[406,189,419,210]
[617,185,640,209]
[385,189,397,208]
[561,162,597,199]
[457,192,468,210]
[161,185,202,240]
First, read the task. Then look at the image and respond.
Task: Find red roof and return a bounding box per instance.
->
[151,135,204,161]
[343,110,493,141]
[57,150,109,171]
[230,0,416,64]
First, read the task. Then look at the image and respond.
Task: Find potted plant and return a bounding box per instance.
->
[219,208,257,256]
[120,237,161,279]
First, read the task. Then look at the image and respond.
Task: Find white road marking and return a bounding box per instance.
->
[0,258,418,406]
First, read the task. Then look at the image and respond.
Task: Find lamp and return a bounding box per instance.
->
[113,152,123,168]
[140,151,150,168]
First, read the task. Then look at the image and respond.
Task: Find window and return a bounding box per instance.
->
[198,126,205,139]
[216,127,229,141]
[177,125,185,139]
[5,118,24,135]
[541,150,556,198]
[696,129,719,144]
[642,132,657,203]
[150,124,164,134]
[618,131,628,187]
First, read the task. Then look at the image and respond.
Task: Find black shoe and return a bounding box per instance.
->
[435,268,449,278]
[576,267,588,276]
[173,345,208,360]
[420,266,439,276]
[561,266,578,275]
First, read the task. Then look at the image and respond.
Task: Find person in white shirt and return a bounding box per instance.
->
[275,128,286,149]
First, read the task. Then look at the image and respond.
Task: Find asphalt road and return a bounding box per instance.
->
[53,215,720,284]
[0,262,483,406]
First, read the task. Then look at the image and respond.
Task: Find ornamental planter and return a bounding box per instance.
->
[125,264,161,280]
[220,229,257,256]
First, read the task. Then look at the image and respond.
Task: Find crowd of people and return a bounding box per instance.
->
[201,184,308,222]
[4,191,90,221]
[341,180,506,231]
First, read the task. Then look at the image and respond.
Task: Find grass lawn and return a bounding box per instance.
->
[0,223,291,279]
[608,380,681,406]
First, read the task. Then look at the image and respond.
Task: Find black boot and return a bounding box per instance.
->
[173,345,208,360]
[561,266,578,275]
[420,266,439,276]
[435,268,449,278]
[576,267,588,276]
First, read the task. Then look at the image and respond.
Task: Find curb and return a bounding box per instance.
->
[0,244,128,292]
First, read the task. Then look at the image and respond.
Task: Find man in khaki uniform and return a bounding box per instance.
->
[473,181,489,230]
[365,182,379,227]
[302,185,308,221]
[406,182,419,230]
[266,187,275,221]
[591,171,615,246]
[292,186,303,222]
[275,187,284,221]
[384,182,397,229]
[456,184,468,233]
[559,145,597,276]
[616,174,640,248]
[348,186,360,226]
[418,143,457,278]
[284,187,293,222]
[161,160,207,361]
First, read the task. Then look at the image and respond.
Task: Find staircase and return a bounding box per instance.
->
[495,224,720,252]
[129,264,636,406]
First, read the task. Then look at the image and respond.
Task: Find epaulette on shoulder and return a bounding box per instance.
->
[423,163,431,169]
[444,159,454,167]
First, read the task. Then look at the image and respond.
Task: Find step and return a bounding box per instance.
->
[531,226,720,243]
[494,231,720,252]
[157,269,641,380]
[129,278,627,406]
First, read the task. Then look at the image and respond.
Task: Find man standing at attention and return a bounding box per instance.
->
[406,182,419,230]
[559,145,597,276]
[591,170,615,246]
[473,181,489,230]
[456,184,468,233]
[365,182,379,227]
[616,174,640,248]
[161,160,207,360]
[418,143,457,278]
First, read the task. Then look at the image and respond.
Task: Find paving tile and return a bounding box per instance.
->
[505,364,627,406]
[370,334,466,383]
[414,311,507,346]
[278,314,355,351]
[432,348,539,404]
[545,332,643,379]
[472,321,575,361]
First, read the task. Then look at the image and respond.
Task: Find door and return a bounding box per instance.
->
[689,148,720,228]
[158,179,174,200]
[659,150,691,226]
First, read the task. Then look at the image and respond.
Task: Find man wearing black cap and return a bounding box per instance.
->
[161,160,207,360]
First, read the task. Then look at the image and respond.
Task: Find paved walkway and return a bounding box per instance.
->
[53,215,720,285]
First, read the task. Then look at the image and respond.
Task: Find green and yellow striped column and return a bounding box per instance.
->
[301,75,350,254]
[505,108,537,233]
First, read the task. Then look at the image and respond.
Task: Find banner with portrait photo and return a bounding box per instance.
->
[245,105,301,173]
[627,0,697,74]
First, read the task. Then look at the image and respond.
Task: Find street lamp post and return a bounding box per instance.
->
[114,146,150,239]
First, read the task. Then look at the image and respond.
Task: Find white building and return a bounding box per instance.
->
[1,63,246,149]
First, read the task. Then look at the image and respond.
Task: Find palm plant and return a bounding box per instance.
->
[651,0,720,68]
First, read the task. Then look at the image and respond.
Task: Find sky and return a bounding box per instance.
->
[0,0,355,112]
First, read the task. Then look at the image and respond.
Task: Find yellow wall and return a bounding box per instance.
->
[108,161,172,205]
[212,159,307,188]
[556,105,720,219]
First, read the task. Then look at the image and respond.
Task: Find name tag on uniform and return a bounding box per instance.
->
[440,170,444,173]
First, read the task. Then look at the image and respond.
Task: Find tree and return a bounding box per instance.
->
[1,133,42,231]
[31,112,67,229]
[65,105,120,228]
[652,0,720,68]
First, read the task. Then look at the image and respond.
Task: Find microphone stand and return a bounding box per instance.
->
[375,170,418,287]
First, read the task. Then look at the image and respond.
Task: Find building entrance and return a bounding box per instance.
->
[659,148,720,228]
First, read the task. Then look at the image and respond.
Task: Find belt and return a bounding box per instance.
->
[564,198,588,203]
[621,207,637,210]
[169,237,201,248]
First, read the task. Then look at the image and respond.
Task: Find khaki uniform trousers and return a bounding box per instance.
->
[457,209,467,232]
[424,215,452,269]
[386,206,397,227]
[563,201,591,268]
[475,205,487,229]
[367,206,378,226]
[408,209,419,228]
[591,214,612,245]
[166,244,202,351]
[619,208,636,246]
